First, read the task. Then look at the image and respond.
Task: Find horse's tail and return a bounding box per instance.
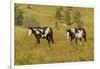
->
[50,28,54,43]
[82,28,87,42]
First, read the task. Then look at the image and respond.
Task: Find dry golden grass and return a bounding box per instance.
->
[15,4,94,65]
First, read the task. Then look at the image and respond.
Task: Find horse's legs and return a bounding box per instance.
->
[36,39,40,44]
[50,35,54,44]
[46,37,52,49]
[79,38,82,45]
[70,37,74,45]
[35,36,40,44]
[51,38,54,44]
[70,37,73,41]
[83,36,87,45]
[46,37,50,45]
[49,30,54,44]
[75,38,78,44]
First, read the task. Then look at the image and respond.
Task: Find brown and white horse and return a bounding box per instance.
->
[66,27,87,45]
[28,26,54,44]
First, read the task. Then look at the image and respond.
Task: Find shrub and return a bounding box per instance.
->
[23,16,39,27]
[15,5,24,26]
[72,9,84,27]
[64,8,72,25]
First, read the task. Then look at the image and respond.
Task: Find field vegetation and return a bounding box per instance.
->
[15,4,94,65]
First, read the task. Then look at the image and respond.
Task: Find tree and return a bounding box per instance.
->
[23,16,39,27]
[72,9,83,27]
[64,8,72,25]
[54,7,63,29]
[15,4,24,26]
[55,7,63,21]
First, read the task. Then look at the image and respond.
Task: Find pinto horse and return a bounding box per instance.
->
[66,27,87,45]
[28,26,54,45]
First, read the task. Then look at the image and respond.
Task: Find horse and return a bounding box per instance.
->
[28,26,54,45]
[66,27,87,45]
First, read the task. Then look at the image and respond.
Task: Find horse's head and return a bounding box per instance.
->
[28,27,41,36]
[28,27,33,36]
[66,29,71,39]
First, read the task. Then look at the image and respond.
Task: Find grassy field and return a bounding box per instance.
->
[15,4,94,65]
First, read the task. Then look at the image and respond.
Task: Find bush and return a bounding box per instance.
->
[64,8,72,25]
[55,7,63,21]
[54,7,64,29]
[72,9,83,27]
[15,6,24,26]
[23,16,39,27]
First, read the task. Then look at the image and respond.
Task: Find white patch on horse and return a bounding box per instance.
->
[28,30,32,36]
[75,30,83,38]
[67,32,70,39]
[38,29,43,33]
[71,28,75,33]
[36,31,40,34]
[42,28,50,38]
[33,28,40,34]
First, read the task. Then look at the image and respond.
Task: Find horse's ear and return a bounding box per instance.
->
[27,27,31,29]
[27,27,30,29]
[66,28,69,31]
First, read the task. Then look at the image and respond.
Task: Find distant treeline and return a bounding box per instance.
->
[14,4,84,28]
[54,7,84,29]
